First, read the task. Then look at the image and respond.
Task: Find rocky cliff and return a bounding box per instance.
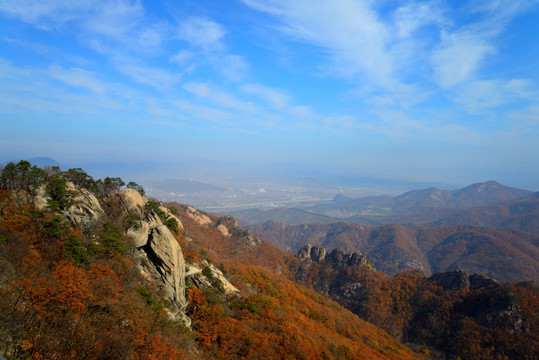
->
[34,184,190,323]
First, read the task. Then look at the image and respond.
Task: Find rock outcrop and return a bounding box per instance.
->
[142,225,187,309]
[217,224,230,237]
[118,196,188,323]
[429,269,470,290]
[326,248,369,269]
[39,184,190,324]
[469,273,499,289]
[115,188,146,216]
[157,205,183,231]
[297,244,327,262]
[296,245,370,269]
[65,183,105,230]
[428,270,499,291]
[189,261,239,295]
[127,210,161,248]
[182,205,212,226]
[34,182,104,231]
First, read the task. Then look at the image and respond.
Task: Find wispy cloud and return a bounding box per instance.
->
[244,0,396,86]
[177,17,225,51]
[0,0,91,28]
[184,83,257,113]
[241,84,290,109]
[218,55,248,81]
[431,30,496,88]
[115,61,182,90]
[393,0,448,38]
[244,0,538,109]
[174,16,248,81]
[453,79,532,113]
[48,66,107,93]
[83,0,144,40]
[431,0,539,89]
[173,99,237,126]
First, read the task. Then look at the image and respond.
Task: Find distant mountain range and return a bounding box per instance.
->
[245,181,539,283]
[230,181,534,225]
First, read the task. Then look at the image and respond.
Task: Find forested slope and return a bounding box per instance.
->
[0,161,419,360]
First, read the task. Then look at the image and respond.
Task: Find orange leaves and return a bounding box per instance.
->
[186,261,421,360]
[188,287,206,307]
[134,331,186,360]
[19,260,124,322]
[21,261,92,316]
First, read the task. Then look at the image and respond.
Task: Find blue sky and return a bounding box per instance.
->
[1,0,538,189]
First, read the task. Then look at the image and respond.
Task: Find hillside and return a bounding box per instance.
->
[294,245,538,360]
[249,221,539,282]
[0,161,420,360]
[426,191,539,235]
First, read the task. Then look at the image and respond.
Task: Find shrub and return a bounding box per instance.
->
[46,175,73,212]
[63,235,89,264]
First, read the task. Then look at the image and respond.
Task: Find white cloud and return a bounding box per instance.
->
[0,0,89,28]
[134,23,169,48]
[177,17,225,51]
[217,54,248,81]
[83,0,144,40]
[183,82,257,113]
[431,0,539,89]
[244,0,539,109]
[470,0,539,20]
[394,0,448,38]
[245,0,395,86]
[174,17,248,81]
[431,30,496,88]
[170,50,195,64]
[0,0,146,36]
[453,79,532,112]
[242,84,290,109]
[0,58,146,120]
[116,62,182,90]
[48,66,106,93]
[173,99,236,126]
[0,0,168,54]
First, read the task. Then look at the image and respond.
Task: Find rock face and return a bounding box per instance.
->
[157,205,183,230]
[182,205,212,226]
[65,183,105,230]
[122,200,188,323]
[33,183,104,231]
[217,224,230,237]
[326,248,369,269]
[115,188,146,216]
[127,211,161,248]
[56,185,190,324]
[469,273,499,289]
[297,245,369,269]
[143,225,187,309]
[216,216,238,237]
[189,262,240,295]
[297,244,327,262]
[429,269,470,290]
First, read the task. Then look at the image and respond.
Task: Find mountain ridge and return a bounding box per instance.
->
[248,221,539,282]
[229,180,534,225]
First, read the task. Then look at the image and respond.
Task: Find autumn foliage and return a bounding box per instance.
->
[0,166,421,360]
[295,257,539,359]
[3,162,535,360]
[0,186,192,359]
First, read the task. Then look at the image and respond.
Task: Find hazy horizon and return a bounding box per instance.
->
[2,1,539,191]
